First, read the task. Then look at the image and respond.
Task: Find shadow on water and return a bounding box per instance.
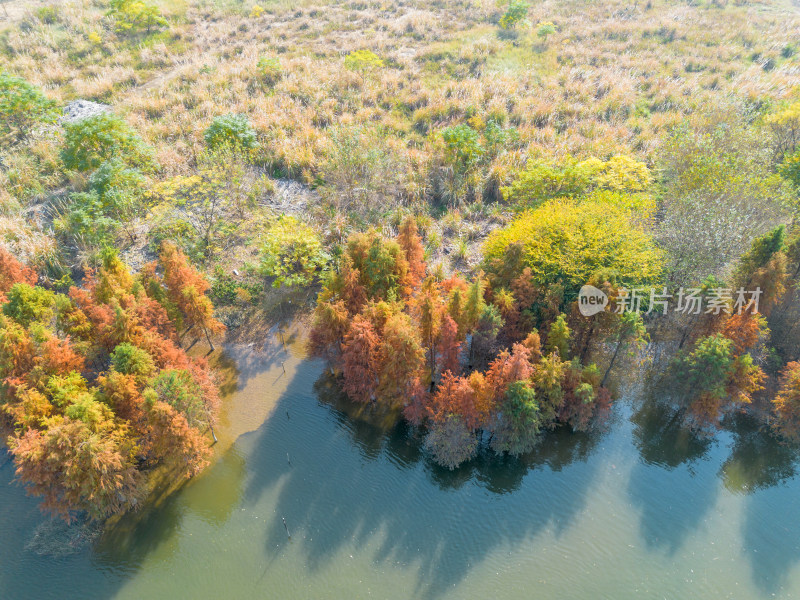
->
[721,413,800,594]
[626,395,720,555]
[244,369,609,599]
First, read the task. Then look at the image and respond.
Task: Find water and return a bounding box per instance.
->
[2,329,800,600]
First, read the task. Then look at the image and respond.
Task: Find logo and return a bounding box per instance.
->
[578,285,608,316]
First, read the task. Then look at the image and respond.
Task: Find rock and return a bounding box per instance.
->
[61,100,111,124]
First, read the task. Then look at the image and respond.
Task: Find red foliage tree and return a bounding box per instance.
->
[0,248,36,303]
[159,242,225,349]
[437,313,462,377]
[341,315,381,403]
[398,216,426,291]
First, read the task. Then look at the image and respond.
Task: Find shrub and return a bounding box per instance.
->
[344,50,384,78]
[502,154,651,209]
[203,114,257,151]
[536,21,556,40]
[55,158,146,250]
[441,124,483,174]
[499,0,529,30]
[256,56,282,86]
[0,72,59,142]
[258,216,330,288]
[107,0,168,35]
[61,113,155,172]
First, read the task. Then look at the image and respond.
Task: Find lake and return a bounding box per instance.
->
[2,327,800,600]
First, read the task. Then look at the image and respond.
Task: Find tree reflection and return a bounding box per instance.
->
[313,370,607,494]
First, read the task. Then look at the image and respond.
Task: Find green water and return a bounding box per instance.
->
[2,333,800,600]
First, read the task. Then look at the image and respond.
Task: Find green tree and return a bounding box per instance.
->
[490,380,540,456]
[107,0,168,34]
[499,0,529,30]
[545,313,571,358]
[535,20,556,41]
[203,114,257,151]
[56,158,146,248]
[258,216,330,288]
[145,369,209,429]
[441,124,483,175]
[61,113,155,172]
[0,72,58,143]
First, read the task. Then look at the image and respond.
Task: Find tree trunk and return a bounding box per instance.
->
[203,325,215,351]
[601,335,624,388]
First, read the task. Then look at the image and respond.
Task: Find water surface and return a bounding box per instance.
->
[2,330,800,600]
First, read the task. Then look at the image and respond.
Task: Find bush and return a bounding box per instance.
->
[441,124,483,174]
[536,21,556,40]
[61,113,155,172]
[203,114,257,151]
[499,0,529,30]
[0,72,59,142]
[502,154,651,209]
[256,56,282,86]
[107,0,168,35]
[258,216,330,288]
[344,50,384,78]
[55,158,146,250]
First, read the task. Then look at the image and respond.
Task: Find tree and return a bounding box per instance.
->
[398,217,426,290]
[0,255,220,521]
[347,232,410,300]
[437,313,462,376]
[680,333,763,427]
[535,20,555,42]
[56,158,146,249]
[0,72,58,143]
[415,278,443,384]
[483,198,663,301]
[765,100,800,161]
[150,149,255,259]
[499,1,529,30]
[424,413,478,470]
[256,56,283,86]
[61,113,155,172]
[145,369,210,429]
[259,216,330,288]
[107,0,168,34]
[378,313,425,407]
[601,311,648,387]
[341,316,381,403]
[9,417,143,522]
[344,50,384,81]
[532,351,565,424]
[428,371,488,431]
[0,248,37,303]
[471,304,504,370]
[545,313,571,358]
[490,380,540,456]
[731,225,787,315]
[773,361,800,441]
[656,112,791,285]
[501,154,651,210]
[203,114,257,151]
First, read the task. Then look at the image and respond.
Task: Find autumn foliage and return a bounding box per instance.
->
[0,246,222,521]
[310,218,613,469]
